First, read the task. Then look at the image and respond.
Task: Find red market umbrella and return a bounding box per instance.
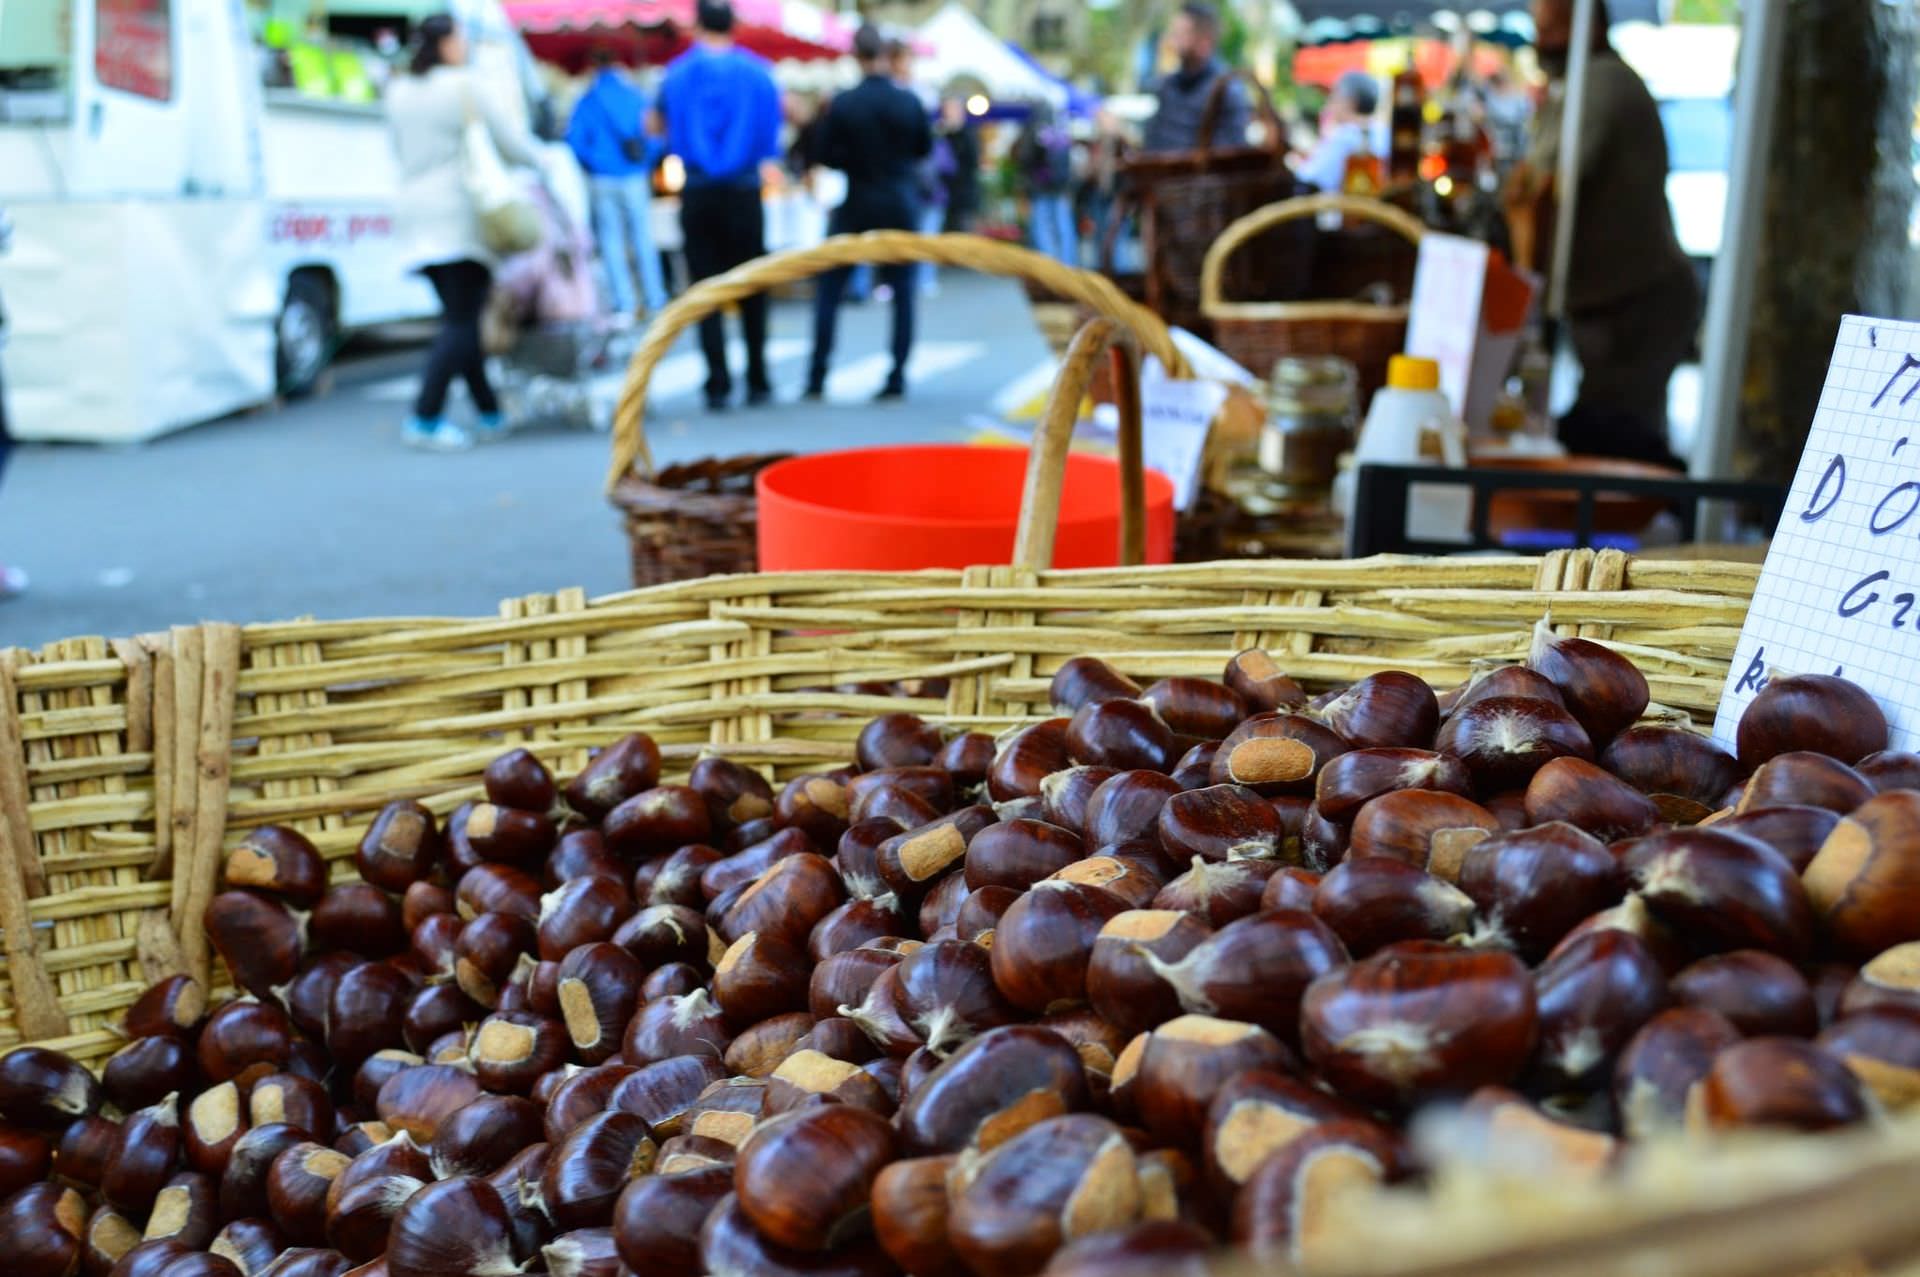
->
[505,0,851,67]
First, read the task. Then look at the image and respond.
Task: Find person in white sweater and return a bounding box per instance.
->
[386,14,539,450]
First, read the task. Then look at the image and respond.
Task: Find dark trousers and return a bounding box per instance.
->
[808,261,916,394]
[1559,265,1700,468]
[681,184,769,402]
[415,260,498,420]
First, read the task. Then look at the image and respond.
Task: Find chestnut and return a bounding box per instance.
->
[225,827,327,909]
[110,1241,196,1277]
[1697,1036,1868,1131]
[218,1122,306,1222]
[637,844,724,909]
[1201,1067,1364,1196]
[1315,671,1439,751]
[1300,942,1537,1109]
[1527,623,1650,745]
[1154,784,1282,863]
[1087,910,1213,1037]
[1152,857,1281,928]
[375,1063,481,1141]
[470,1011,567,1093]
[402,983,485,1057]
[309,883,407,958]
[644,962,706,1001]
[326,962,412,1064]
[1314,749,1471,823]
[680,1076,767,1146]
[1671,950,1816,1037]
[936,733,996,788]
[713,932,811,1028]
[454,911,538,1006]
[82,1205,141,1277]
[1230,1119,1402,1266]
[611,1165,730,1277]
[952,887,1015,946]
[1530,929,1669,1089]
[1135,909,1347,1046]
[763,1050,894,1118]
[887,940,1017,1057]
[1347,789,1501,882]
[123,976,209,1041]
[734,1105,895,1251]
[1715,805,1842,873]
[1841,941,1920,1019]
[1042,1221,1212,1277]
[1038,768,1117,840]
[871,1155,964,1277]
[1139,677,1248,740]
[873,808,995,902]
[1211,714,1350,797]
[0,1126,51,1198]
[248,1073,333,1140]
[773,775,850,847]
[624,990,732,1065]
[606,785,713,859]
[719,853,847,951]
[1311,856,1475,956]
[1223,649,1306,713]
[1739,751,1875,815]
[1458,821,1622,959]
[610,904,709,971]
[1050,657,1141,713]
[211,1220,285,1277]
[849,782,939,831]
[855,712,942,770]
[564,733,662,821]
[541,1111,656,1230]
[266,1143,349,1246]
[1453,1088,1618,1179]
[704,827,818,900]
[2,1183,87,1277]
[537,876,635,961]
[102,1038,198,1115]
[354,802,440,893]
[1047,853,1166,911]
[697,1191,892,1277]
[384,1176,525,1277]
[1436,695,1593,793]
[1858,750,1920,793]
[724,1012,816,1078]
[1169,742,1220,791]
[456,864,543,923]
[1599,725,1744,825]
[947,1114,1142,1277]
[1736,673,1887,769]
[1451,664,1566,714]
[1624,828,1814,960]
[203,892,306,1000]
[257,1252,352,1277]
[351,1050,421,1114]
[989,880,1130,1013]
[182,1083,244,1177]
[1818,1010,1920,1109]
[989,719,1073,803]
[405,916,459,982]
[965,819,1085,892]
[138,1170,216,1249]
[810,947,905,1024]
[803,1017,881,1066]
[1261,866,1322,913]
[101,1093,181,1215]
[1067,699,1177,773]
[1523,757,1658,840]
[1804,789,1920,960]
[1122,1015,1294,1147]
[422,1095,542,1182]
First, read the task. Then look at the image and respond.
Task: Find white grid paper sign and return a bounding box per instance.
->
[1712,315,1920,750]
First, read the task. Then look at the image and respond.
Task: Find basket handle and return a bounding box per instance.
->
[1197,192,1427,310]
[1011,317,1148,571]
[606,231,1189,490]
[1194,68,1286,163]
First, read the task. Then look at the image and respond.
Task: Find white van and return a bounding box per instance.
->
[0,0,549,443]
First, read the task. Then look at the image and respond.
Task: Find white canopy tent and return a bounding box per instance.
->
[913,2,1071,110]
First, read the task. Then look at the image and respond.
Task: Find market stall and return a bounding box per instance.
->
[504,0,852,68]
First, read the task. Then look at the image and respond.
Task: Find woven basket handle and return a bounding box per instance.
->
[1194,68,1286,163]
[1198,192,1427,310]
[1011,317,1148,571]
[606,231,1189,490]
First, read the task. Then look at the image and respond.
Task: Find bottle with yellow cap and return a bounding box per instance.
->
[1332,354,1472,550]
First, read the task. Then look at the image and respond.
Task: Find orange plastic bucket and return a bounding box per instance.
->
[754,444,1177,572]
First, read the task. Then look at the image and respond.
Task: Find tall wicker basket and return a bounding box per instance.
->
[1201,192,1427,397]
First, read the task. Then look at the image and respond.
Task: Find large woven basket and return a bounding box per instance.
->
[1202,192,1427,397]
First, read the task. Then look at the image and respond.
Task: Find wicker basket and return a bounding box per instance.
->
[1201,192,1427,398]
[611,454,789,587]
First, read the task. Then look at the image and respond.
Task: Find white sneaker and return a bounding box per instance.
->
[402,417,473,452]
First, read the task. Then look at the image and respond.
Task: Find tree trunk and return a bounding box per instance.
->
[1739,0,1918,482]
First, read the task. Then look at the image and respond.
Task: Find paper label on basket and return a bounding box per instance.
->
[1140,359,1227,512]
[1711,314,1920,751]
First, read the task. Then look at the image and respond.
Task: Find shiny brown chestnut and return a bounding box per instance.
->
[1601,726,1744,826]
[197,1001,297,1085]
[624,990,732,1066]
[404,914,459,982]
[1738,751,1875,815]
[265,1143,349,1246]
[1315,671,1439,751]
[870,1155,964,1277]
[1624,827,1815,960]
[848,782,939,831]
[1671,950,1816,1037]
[550,942,641,1064]
[1312,856,1475,957]
[1122,1015,1295,1147]
[761,1050,895,1118]
[1314,749,1472,823]
[1067,699,1177,773]
[1804,789,1920,960]
[988,719,1074,804]
[772,775,850,847]
[453,911,537,1007]
[1169,741,1220,791]
[936,732,996,788]
[1043,1221,1212,1277]
[0,1125,52,1198]
[110,1241,197,1277]
[210,1220,285,1277]
[101,1093,181,1215]
[703,827,818,901]
[1231,1119,1402,1267]
[808,897,908,961]
[1261,866,1323,913]
[1458,821,1623,959]
[1841,942,1920,1019]
[4,1182,87,1277]
[1697,1036,1869,1131]
[1530,929,1670,1089]
[81,1205,141,1277]
[1211,713,1351,797]
[610,903,709,971]
[1857,749,1920,792]
[350,1051,421,1115]
[1223,649,1306,713]
[1347,789,1501,882]
[309,883,407,958]
[1201,1068,1363,1196]
[454,864,545,923]
[355,803,441,893]
[718,853,846,951]
[542,1064,636,1146]
[1714,805,1843,873]
[638,844,725,909]
[123,976,209,1041]
[383,1176,525,1277]
[1049,657,1142,713]
[1137,909,1347,1046]
[203,892,307,1000]
[1048,853,1167,911]
[1450,664,1566,714]
[1528,622,1650,746]
[537,875,635,961]
[855,712,943,770]
[470,1011,568,1093]
[723,1012,816,1078]
[225,827,327,909]
[1736,673,1888,769]
[946,1114,1143,1277]
[374,1063,481,1142]
[697,1191,892,1277]
[964,818,1085,892]
[218,1122,307,1222]
[1153,784,1281,863]
[687,755,776,833]
[611,1164,731,1277]
[886,939,1017,1057]
[248,1073,334,1141]
[734,1105,895,1251]
[1087,910,1213,1037]
[1139,677,1248,740]
[102,1037,198,1115]
[466,806,557,873]
[139,1170,217,1250]
[1300,941,1537,1109]
[326,962,412,1064]
[1153,856,1281,928]
[1523,756,1659,840]
[712,932,811,1028]
[809,946,906,1023]
[564,733,663,822]
[605,785,712,860]
[1435,695,1593,793]
[541,1111,656,1231]
[425,1095,542,1182]
[1612,1005,1743,1139]
[990,879,1131,1013]
[1818,1010,1920,1109]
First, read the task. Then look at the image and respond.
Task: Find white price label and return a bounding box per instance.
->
[1140,360,1227,512]
[1713,315,1920,749]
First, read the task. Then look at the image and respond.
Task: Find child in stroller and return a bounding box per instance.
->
[485,169,623,431]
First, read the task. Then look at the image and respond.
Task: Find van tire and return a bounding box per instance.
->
[276,272,338,397]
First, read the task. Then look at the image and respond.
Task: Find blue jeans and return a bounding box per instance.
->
[590,173,669,314]
[916,203,945,293]
[809,261,916,395]
[1030,192,1076,267]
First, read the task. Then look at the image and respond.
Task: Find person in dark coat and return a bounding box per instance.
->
[1141,1,1248,153]
[803,24,932,403]
[938,97,982,232]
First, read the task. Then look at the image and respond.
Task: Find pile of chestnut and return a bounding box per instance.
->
[7,629,1920,1277]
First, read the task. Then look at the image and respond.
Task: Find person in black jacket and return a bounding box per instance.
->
[803,24,933,403]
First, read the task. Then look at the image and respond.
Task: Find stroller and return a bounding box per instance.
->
[485,166,620,431]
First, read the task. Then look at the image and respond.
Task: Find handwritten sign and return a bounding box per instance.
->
[1140,358,1227,512]
[1712,315,1920,750]
[1406,233,1488,419]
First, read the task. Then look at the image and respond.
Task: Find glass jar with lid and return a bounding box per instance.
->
[1257,355,1359,501]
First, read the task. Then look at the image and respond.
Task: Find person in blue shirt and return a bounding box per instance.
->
[655,0,783,410]
[567,47,670,318]
[1296,71,1380,193]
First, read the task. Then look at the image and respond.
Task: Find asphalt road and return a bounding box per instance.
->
[0,274,1054,649]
